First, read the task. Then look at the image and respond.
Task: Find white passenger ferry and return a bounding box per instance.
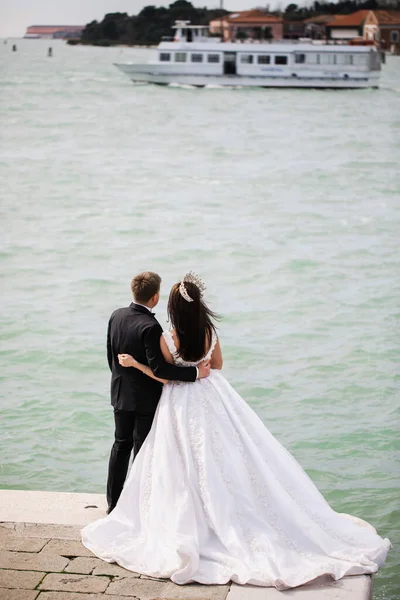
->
[115,21,381,89]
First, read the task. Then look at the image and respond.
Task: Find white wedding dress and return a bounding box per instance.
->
[82,331,390,589]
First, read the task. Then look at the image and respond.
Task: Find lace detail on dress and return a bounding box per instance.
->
[204,332,217,361]
[162,330,217,367]
[162,330,178,358]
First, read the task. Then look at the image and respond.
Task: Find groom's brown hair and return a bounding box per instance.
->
[131,272,161,304]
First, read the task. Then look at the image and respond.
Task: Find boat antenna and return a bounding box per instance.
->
[219,0,224,41]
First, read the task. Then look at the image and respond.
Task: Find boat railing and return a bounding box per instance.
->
[228,38,377,46]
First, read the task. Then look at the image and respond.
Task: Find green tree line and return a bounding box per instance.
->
[81,0,228,46]
[283,0,389,21]
[79,0,391,46]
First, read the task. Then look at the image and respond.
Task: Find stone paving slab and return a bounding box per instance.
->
[15,524,81,540]
[0,536,50,552]
[0,550,69,572]
[41,539,94,557]
[0,589,39,600]
[0,526,15,540]
[0,568,46,589]
[0,523,17,531]
[105,576,167,597]
[39,573,110,594]
[64,557,103,574]
[92,562,141,578]
[37,594,126,600]
[140,573,171,583]
[159,583,230,599]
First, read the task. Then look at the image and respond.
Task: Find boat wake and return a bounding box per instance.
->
[205,84,242,90]
[168,82,197,89]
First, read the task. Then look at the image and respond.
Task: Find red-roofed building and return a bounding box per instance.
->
[303,15,337,39]
[209,10,283,42]
[25,25,84,39]
[326,10,378,41]
[323,9,400,51]
[375,10,400,53]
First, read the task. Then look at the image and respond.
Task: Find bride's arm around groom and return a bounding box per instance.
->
[118,331,223,381]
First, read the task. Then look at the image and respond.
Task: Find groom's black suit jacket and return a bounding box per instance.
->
[107,303,197,413]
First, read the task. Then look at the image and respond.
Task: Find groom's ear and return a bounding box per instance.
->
[152,291,160,306]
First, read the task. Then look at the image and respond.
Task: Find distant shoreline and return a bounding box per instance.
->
[67,39,157,49]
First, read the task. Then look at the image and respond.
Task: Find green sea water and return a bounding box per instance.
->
[0,40,399,598]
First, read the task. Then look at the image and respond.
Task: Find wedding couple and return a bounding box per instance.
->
[82,271,390,589]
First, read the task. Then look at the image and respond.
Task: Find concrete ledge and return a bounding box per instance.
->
[0,490,373,600]
[228,576,372,599]
[0,490,106,525]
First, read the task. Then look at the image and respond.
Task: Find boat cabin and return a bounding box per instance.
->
[173,21,212,43]
[157,46,380,75]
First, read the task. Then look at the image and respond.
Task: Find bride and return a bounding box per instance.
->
[81,272,390,589]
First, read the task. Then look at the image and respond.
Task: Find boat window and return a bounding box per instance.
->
[337,54,357,66]
[343,54,354,65]
[353,54,368,66]
[208,54,220,63]
[274,56,288,65]
[295,53,305,64]
[191,53,203,63]
[257,55,270,64]
[305,53,318,64]
[320,53,336,65]
[175,52,187,63]
[241,54,254,64]
[159,53,171,62]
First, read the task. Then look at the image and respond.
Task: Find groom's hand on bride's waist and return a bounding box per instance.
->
[197,361,211,379]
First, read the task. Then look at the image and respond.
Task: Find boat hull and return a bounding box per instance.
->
[114,64,380,89]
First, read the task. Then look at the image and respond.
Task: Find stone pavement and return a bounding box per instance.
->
[0,491,373,600]
[1,521,230,600]
[0,521,374,600]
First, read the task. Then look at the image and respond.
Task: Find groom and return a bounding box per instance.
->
[106,271,210,513]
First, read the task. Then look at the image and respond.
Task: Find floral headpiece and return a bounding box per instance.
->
[179,271,206,303]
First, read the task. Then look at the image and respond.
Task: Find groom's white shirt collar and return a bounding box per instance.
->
[134,302,153,313]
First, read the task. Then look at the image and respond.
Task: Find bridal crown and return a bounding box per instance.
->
[179,271,206,303]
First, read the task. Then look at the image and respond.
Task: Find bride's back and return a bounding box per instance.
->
[167,280,219,364]
[163,329,216,367]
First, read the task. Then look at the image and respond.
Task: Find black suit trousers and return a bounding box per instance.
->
[106,408,155,510]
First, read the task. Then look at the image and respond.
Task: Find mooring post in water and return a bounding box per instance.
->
[48,47,53,57]
[12,44,17,52]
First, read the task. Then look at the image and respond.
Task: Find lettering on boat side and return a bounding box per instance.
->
[260,67,284,72]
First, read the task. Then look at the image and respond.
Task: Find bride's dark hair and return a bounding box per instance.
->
[167,281,220,362]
